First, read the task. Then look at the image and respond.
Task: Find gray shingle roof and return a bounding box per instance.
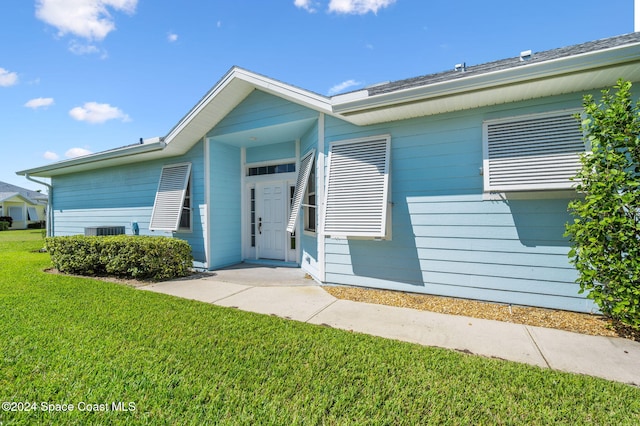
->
[367,32,640,96]
[0,181,47,201]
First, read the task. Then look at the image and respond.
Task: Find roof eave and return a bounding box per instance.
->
[332,40,640,121]
[15,68,334,178]
[0,193,37,204]
[16,141,166,178]
[162,67,333,152]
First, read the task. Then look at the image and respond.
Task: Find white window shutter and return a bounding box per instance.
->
[150,163,192,231]
[323,136,391,238]
[28,207,39,221]
[286,150,315,233]
[483,111,585,192]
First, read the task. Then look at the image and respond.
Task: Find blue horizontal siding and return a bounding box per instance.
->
[51,141,207,264]
[322,96,595,312]
[246,141,295,163]
[209,141,241,268]
[325,272,593,313]
[209,90,318,137]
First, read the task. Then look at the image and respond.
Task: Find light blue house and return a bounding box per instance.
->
[18,33,640,313]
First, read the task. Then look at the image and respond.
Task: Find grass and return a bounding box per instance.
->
[1,230,639,425]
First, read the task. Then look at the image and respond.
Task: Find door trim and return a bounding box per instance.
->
[243,177,298,264]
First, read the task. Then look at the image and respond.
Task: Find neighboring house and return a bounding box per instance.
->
[18,33,640,313]
[0,181,48,230]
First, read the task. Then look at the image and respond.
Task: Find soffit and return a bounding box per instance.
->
[339,62,640,125]
[334,38,640,125]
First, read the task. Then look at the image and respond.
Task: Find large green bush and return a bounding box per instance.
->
[45,235,194,281]
[566,79,640,329]
[0,221,9,231]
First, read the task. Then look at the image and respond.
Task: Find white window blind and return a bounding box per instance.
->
[150,163,192,231]
[322,135,391,238]
[483,111,585,192]
[286,150,315,233]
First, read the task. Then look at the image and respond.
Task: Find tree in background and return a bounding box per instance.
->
[566,79,640,329]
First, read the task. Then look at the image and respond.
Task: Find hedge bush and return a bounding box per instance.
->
[0,221,9,231]
[566,79,640,330]
[0,216,12,227]
[45,235,194,281]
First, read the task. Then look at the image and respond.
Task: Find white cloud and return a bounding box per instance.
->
[68,40,105,56]
[328,79,362,95]
[69,102,131,124]
[167,32,178,42]
[65,147,93,158]
[25,97,55,109]
[35,0,138,41]
[43,151,60,160]
[294,0,318,12]
[0,68,18,87]
[329,0,396,14]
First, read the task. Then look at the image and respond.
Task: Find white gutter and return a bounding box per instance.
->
[24,174,53,237]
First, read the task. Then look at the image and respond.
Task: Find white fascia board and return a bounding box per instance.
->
[15,141,166,178]
[332,41,640,116]
[163,67,334,150]
[163,67,242,146]
[233,68,333,113]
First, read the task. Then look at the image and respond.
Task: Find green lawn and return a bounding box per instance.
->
[1,230,639,425]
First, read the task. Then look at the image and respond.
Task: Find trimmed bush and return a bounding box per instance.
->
[27,221,46,229]
[0,216,12,227]
[45,235,194,281]
[0,221,9,231]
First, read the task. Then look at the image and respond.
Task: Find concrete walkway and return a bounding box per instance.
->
[141,266,640,386]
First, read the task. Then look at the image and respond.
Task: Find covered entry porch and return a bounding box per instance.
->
[205,88,321,269]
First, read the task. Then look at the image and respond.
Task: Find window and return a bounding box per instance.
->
[27,207,39,221]
[250,188,256,247]
[286,150,316,233]
[178,180,191,231]
[150,163,192,232]
[322,135,391,239]
[9,206,23,221]
[304,161,316,233]
[483,110,585,192]
[247,162,295,176]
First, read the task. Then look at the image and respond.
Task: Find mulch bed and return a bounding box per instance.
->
[324,286,640,342]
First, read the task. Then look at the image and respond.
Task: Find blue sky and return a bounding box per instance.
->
[1,0,635,190]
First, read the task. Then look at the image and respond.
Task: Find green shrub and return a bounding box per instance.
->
[27,221,46,229]
[0,221,9,231]
[566,79,640,330]
[45,235,194,281]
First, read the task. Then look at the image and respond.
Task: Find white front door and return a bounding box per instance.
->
[256,182,286,260]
